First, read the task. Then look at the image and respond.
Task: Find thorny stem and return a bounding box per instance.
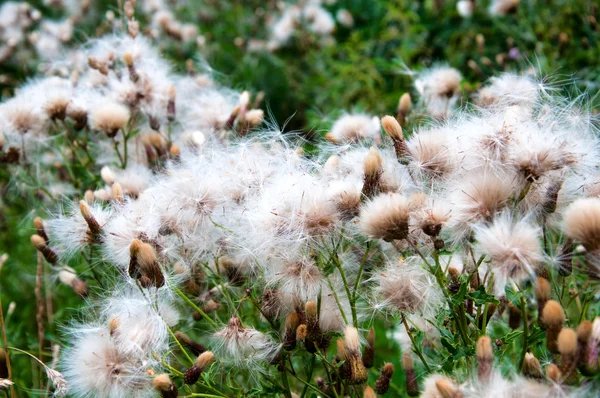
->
[518,295,529,371]
[172,285,218,328]
[402,314,432,373]
[0,295,17,398]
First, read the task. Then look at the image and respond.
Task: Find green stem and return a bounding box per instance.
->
[301,355,316,397]
[518,295,529,371]
[172,285,218,328]
[325,276,348,325]
[333,259,356,327]
[402,315,432,373]
[352,242,371,301]
[281,363,292,398]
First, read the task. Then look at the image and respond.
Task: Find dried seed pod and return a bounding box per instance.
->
[397,93,411,125]
[363,386,376,398]
[546,364,561,383]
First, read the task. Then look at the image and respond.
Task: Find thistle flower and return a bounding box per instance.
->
[212,316,277,368]
[474,212,542,293]
[62,326,156,398]
[414,66,462,118]
[405,128,458,179]
[359,193,410,242]
[90,101,130,137]
[326,114,380,144]
[374,257,440,316]
[449,170,516,242]
[564,198,600,277]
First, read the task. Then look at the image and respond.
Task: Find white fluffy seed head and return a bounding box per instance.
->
[90,102,130,136]
[474,212,542,293]
[563,198,600,251]
[359,193,410,242]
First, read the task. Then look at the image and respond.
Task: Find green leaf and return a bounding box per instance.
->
[467,286,500,306]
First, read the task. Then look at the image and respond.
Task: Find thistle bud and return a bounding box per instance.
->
[534,277,550,328]
[79,200,102,238]
[0,348,8,378]
[343,326,368,384]
[402,353,418,396]
[175,331,206,356]
[546,364,561,383]
[30,234,58,264]
[112,182,124,203]
[476,336,493,382]
[284,312,301,351]
[542,300,565,354]
[123,53,139,84]
[33,217,49,244]
[362,327,375,368]
[508,302,522,330]
[557,328,578,384]
[397,92,411,125]
[361,147,382,199]
[435,377,462,398]
[153,374,178,398]
[522,352,543,380]
[577,320,597,376]
[296,324,307,342]
[184,351,214,385]
[363,386,376,398]
[58,267,88,297]
[167,85,176,121]
[382,115,409,164]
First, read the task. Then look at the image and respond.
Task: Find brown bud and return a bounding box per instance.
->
[175,331,206,356]
[476,336,493,382]
[153,374,178,398]
[543,300,565,354]
[522,352,543,380]
[362,327,375,368]
[284,312,301,351]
